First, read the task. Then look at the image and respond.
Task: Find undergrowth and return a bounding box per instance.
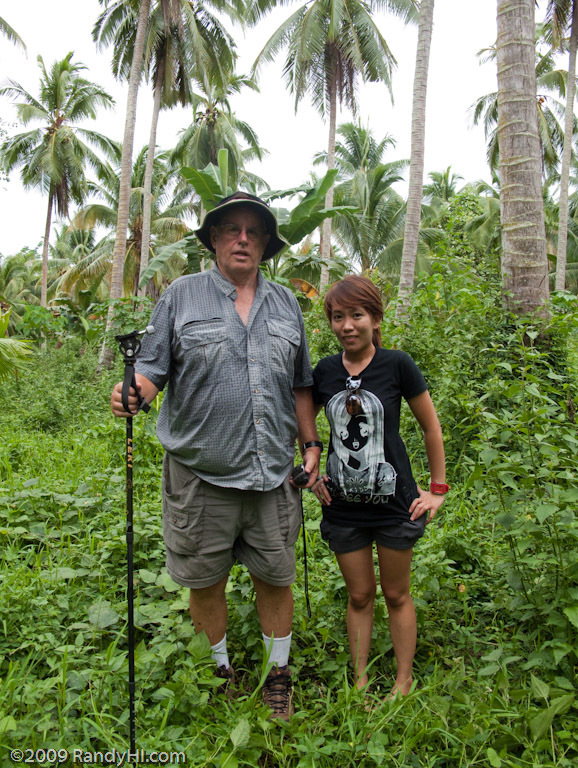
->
[1,266,577,767]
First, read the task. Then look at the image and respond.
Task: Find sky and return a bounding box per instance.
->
[0,0,544,257]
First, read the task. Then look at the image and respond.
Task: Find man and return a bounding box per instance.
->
[110,191,322,720]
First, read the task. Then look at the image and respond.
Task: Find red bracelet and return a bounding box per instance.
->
[430,481,449,495]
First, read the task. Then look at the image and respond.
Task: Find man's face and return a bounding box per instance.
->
[210,206,270,283]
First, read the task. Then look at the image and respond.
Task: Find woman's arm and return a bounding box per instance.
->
[407,390,446,523]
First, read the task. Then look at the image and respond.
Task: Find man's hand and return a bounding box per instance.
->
[301,447,321,489]
[110,374,159,417]
[110,381,143,417]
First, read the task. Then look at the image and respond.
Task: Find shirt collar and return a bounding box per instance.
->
[210,263,269,298]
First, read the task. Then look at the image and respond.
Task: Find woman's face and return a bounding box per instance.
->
[330,303,380,358]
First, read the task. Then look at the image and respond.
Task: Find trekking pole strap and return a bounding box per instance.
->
[121,363,150,415]
[300,492,311,619]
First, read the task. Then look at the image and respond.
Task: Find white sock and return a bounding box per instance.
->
[210,634,230,669]
[262,632,292,668]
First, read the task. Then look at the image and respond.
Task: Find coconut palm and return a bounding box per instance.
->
[0,310,32,382]
[0,251,41,325]
[138,3,237,293]
[463,179,502,257]
[252,0,416,289]
[471,40,571,179]
[61,148,191,304]
[0,16,26,50]
[544,0,578,290]
[496,0,549,313]
[170,70,266,189]
[0,53,115,307]
[315,121,408,272]
[396,0,436,318]
[94,0,152,366]
[94,0,246,363]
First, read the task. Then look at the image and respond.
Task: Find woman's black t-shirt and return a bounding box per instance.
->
[312,348,428,526]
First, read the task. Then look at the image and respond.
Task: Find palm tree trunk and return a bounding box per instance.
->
[555,0,578,292]
[496,0,549,314]
[41,192,54,308]
[319,70,338,291]
[99,0,151,368]
[396,0,435,322]
[139,58,165,297]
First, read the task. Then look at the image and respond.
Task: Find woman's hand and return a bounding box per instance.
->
[409,485,444,523]
[311,474,332,506]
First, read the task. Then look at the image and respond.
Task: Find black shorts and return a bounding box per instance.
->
[320,514,426,554]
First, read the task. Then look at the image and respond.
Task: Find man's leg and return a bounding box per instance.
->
[251,574,295,721]
[189,575,229,645]
[250,574,294,639]
[189,575,234,688]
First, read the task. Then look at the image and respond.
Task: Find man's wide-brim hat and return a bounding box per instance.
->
[195,191,288,261]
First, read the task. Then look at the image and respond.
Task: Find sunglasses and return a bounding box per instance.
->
[216,223,266,241]
[345,376,363,415]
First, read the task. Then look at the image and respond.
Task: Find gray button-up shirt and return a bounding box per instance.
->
[135,266,313,491]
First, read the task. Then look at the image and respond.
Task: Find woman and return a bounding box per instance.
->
[312,276,447,697]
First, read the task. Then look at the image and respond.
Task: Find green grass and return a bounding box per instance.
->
[0,301,577,767]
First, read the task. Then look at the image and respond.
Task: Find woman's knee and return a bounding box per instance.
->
[382,586,411,609]
[348,585,376,611]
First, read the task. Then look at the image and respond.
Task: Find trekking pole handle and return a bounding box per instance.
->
[116,326,155,414]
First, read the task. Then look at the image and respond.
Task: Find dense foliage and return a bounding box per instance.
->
[0,250,576,767]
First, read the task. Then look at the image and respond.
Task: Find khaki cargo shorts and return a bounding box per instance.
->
[162,453,302,589]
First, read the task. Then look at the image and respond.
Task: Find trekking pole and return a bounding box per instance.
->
[115,325,154,755]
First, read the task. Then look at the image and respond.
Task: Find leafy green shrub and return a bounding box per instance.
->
[1,272,578,766]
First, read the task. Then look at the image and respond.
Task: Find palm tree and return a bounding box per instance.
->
[252,0,416,289]
[464,179,502,257]
[94,0,152,366]
[62,148,191,303]
[471,41,571,179]
[396,0,435,319]
[94,0,245,363]
[0,53,115,307]
[544,0,578,291]
[0,16,26,50]
[170,70,266,189]
[0,310,32,382]
[496,0,549,313]
[422,167,463,205]
[0,251,41,327]
[137,2,238,293]
[315,121,408,272]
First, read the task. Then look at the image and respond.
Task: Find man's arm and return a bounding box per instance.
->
[293,386,322,489]
[111,373,160,417]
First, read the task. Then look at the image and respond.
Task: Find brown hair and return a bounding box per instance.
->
[323,275,383,348]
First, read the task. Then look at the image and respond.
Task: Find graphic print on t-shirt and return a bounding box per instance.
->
[326,384,396,501]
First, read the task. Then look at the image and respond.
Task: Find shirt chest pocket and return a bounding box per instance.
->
[179,320,228,381]
[267,319,301,376]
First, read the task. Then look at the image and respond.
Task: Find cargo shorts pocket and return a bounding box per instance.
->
[162,454,204,555]
[276,476,302,546]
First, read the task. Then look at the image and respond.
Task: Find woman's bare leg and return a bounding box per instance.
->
[377,545,416,696]
[336,546,376,690]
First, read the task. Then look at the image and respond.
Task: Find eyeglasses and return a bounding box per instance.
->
[216,223,266,241]
[345,376,363,415]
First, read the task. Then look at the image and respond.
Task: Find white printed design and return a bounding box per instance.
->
[326,386,396,501]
